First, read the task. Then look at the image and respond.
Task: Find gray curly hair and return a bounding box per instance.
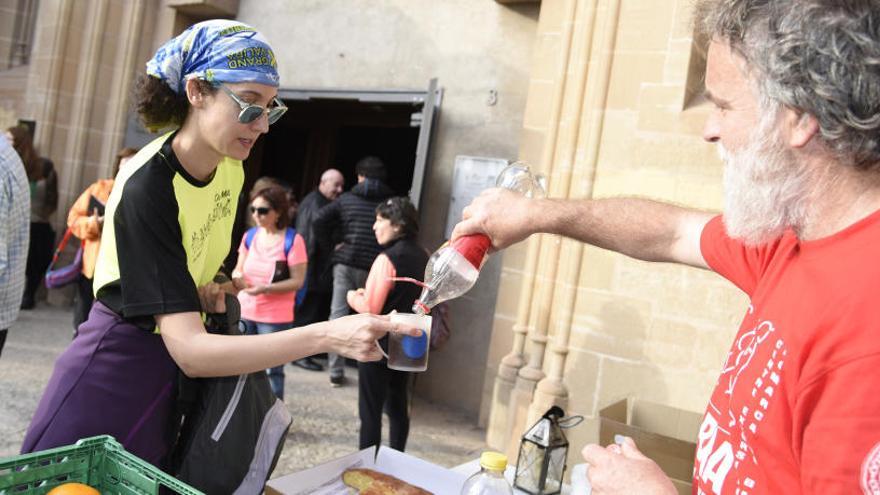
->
[695,0,880,169]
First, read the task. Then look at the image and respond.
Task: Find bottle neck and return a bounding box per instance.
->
[480,466,506,477]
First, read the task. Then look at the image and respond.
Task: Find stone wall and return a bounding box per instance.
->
[483,0,749,465]
[241,0,540,418]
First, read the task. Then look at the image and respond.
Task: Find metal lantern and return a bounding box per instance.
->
[514,406,576,495]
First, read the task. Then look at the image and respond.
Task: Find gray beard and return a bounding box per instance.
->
[719,116,811,246]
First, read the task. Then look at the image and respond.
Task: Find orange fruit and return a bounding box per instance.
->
[47,482,100,495]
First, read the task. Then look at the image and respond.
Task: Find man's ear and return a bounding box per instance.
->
[184,78,207,108]
[786,109,820,149]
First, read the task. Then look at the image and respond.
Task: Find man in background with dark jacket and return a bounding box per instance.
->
[313,157,393,386]
[290,168,344,371]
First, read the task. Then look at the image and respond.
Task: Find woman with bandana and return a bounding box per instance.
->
[20,20,418,467]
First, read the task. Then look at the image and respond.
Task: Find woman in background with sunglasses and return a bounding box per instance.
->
[232,186,307,401]
[21,20,418,468]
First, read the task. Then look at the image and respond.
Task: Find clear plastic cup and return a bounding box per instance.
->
[387,313,432,372]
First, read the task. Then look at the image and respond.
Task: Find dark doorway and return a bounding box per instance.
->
[223,90,435,273]
[244,98,421,202]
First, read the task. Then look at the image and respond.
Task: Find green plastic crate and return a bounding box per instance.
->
[0,436,203,495]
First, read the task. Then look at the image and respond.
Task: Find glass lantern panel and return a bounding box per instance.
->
[514,441,545,494]
[525,419,550,444]
[542,446,567,494]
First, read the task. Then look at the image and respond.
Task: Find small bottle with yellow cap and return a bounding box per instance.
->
[460,451,514,494]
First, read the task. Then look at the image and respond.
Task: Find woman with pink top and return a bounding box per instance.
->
[232,185,307,400]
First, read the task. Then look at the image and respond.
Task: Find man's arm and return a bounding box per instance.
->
[452,189,714,269]
[0,174,11,277]
[311,198,341,238]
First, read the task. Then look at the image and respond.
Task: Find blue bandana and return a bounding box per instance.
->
[146,19,279,94]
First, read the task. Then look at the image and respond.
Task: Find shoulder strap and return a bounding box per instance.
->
[284,227,296,256]
[244,226,258,249]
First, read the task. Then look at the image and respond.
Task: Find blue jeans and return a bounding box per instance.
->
[328,264,369,379]
[239,319,290,400]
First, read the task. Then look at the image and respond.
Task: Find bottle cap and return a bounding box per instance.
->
[479,451,508,471]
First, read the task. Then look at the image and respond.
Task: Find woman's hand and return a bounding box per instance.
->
[244,284,269,295]
[197,282,226,314]
[346,288,365,309]
[231,276,246,291]
[321,313,421,362]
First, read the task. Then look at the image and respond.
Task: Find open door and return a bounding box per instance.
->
[409,78,442,208]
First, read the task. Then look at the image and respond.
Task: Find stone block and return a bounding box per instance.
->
[569,290,652,362]
[562,347,601,415]
[518,127,548,165]
[531,33,563,82]
[487,317,517,373]
[494,269,525,320]
[606,52,665,111]
[663,39,695,87]
[578,245,616,291]
[499,238,531,273]
[670,0,696,40]
[674,177,723,210]
[523,79,556,129]
[639,83,685,110]
[615,1,675,53]
[598,357,673,408]
[535,1,566,36]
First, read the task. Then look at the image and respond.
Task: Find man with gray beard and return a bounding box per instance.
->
[452,1,880,493]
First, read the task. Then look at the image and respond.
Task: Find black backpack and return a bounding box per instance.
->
[170,294,292,495]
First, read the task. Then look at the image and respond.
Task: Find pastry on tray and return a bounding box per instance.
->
[342,467,433,495]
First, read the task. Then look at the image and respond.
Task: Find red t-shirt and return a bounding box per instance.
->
[696,214,880,495]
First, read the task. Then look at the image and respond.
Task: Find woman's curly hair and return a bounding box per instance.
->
[133,74,216,131]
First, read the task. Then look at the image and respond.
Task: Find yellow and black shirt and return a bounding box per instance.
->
[94,132,243,329]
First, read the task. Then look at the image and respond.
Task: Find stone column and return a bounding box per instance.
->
[501,0,585,457]
[486,233,540,448]
[59,0,109,204]
[529,0,622,424]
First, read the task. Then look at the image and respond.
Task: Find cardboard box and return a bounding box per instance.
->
[599,398,702,495]
[265,446,467,495]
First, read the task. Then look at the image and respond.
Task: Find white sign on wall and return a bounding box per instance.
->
[444,155,510,239]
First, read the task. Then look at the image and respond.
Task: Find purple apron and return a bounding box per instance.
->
[21,302,179,467]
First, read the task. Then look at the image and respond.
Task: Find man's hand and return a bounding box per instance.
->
[451,188,537,251]
[582,436,677,495]
[322,313,421,362]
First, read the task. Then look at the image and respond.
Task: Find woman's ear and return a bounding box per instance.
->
[184,78,207,108]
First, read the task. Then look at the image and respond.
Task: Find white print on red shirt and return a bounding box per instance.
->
[862,442,880,494]
[695,308,787,495]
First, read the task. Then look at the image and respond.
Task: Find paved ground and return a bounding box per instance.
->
[0,303,489,476]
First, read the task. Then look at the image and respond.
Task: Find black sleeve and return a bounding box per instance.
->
[312,198,341,239]
[114,167,201,319]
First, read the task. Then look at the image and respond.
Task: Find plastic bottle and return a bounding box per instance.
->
[413,162,545,314]
[460,452,514,495]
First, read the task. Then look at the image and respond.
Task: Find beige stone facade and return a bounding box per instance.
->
[0,0,748,473]
[482,0,749,467]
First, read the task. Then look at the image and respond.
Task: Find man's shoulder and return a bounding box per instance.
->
[0,142,28,188]
[301,190,324,206]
